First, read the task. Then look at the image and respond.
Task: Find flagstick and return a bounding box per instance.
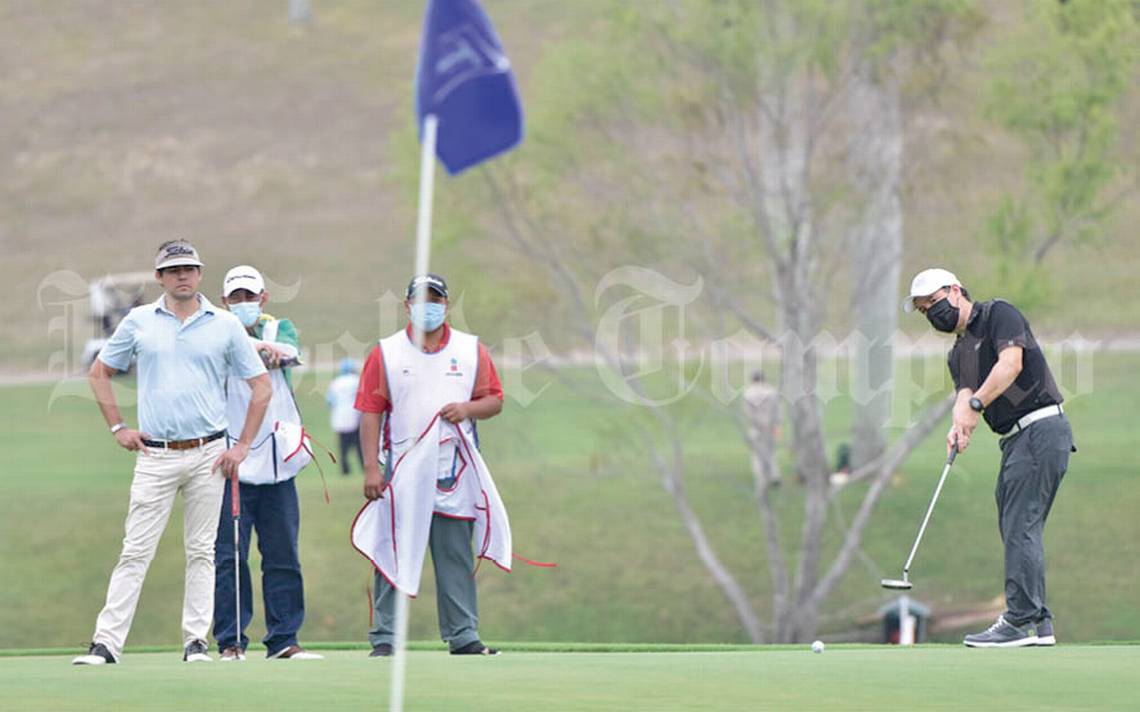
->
[389,591,410,712]
[390,111,438,712]
[410,113,439,350]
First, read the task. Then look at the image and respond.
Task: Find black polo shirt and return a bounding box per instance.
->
[948,300,1063,435]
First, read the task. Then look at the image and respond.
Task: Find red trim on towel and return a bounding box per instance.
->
[348,413,443,599]
[451,420,558,571]
[512,553,557,567]
[283,427,309,462]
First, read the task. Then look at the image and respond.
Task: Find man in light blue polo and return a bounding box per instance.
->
[73,240,272,666]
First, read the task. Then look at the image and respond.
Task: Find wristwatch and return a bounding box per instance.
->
[968,397,984,413]
[110,422,127,434]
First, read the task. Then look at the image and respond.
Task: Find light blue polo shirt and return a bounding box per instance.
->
[98,294,267,440]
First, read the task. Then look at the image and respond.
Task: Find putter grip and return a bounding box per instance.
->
[947,441,959,465]
[230,474,240,517]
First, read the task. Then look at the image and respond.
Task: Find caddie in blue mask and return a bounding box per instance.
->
[214,265,322,661]
[353,272,508,657]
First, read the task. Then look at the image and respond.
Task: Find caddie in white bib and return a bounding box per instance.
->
[353,273,510,656]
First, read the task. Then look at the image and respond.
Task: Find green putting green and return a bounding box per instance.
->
[3,646,1138,711]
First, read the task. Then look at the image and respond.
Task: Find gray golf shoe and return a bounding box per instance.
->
[964,615,1038,648]
[1032,618,1056,646]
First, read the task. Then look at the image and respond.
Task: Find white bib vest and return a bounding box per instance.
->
[380,327,480,516]
[225,319,306,485]
[381,327,479,443]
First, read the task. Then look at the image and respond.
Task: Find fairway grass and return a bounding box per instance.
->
[1,646,1137,711]
[2,355,1139,649]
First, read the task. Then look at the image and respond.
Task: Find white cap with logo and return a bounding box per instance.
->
[902,268,961,313]
[222,265,266,297]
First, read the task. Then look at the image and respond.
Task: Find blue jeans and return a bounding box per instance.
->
[213,478,305,656]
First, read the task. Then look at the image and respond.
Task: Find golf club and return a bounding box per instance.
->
[231,473,242,658]
[881,441,959,590]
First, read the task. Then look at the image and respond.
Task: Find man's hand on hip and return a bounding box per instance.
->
[213,442,250,480]
[114,428,152,454]
[364,466,386,500]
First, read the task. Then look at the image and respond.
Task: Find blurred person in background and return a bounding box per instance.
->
[327,358,364,475]
[742,369,781,488]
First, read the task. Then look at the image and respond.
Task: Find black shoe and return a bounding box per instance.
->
[1033,619,1056,646]
[450,640,499,656]
[964,616,1037,648]
[183,638,212,662]
[370,643,393,657]
[72,642,116,665]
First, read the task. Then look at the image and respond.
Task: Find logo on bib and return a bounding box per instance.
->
[446,358,463,377]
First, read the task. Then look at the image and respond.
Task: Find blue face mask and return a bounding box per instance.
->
[409,302,447,332]
[229,301,261,328]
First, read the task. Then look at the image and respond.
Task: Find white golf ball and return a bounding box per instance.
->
[811,640,824,654]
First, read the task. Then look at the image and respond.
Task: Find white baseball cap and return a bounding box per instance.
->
[902,268,961,313]
[222,265,266,297]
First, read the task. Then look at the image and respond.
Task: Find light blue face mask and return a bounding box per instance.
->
[409,302,446,332]
[229,301,261,328]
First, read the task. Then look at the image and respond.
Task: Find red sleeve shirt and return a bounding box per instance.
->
[473,343,504,401]
[354,327,504,414]
[353,345,390,414]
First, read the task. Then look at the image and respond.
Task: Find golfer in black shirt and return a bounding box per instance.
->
[904,268,1074,648]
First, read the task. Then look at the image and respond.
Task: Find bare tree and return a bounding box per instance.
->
[847,49,902,470]
[436,0,970,642]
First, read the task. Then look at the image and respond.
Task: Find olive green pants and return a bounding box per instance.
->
[369,514,480,651]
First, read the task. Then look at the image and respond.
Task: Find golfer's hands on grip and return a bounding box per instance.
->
[213,442,250,480]
[364,466,386,501]
[114,428,151,454]
[948,401,980,455]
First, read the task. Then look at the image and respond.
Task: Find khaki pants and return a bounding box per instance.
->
[92,439,226,659]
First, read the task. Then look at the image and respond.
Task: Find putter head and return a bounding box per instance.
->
[881,578,913,590]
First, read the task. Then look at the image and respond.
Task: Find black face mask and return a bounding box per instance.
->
[925,297,960,333]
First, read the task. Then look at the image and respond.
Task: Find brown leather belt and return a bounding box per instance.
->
[142,430,226,451]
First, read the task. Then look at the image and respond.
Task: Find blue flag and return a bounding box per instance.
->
[415,0,524,175]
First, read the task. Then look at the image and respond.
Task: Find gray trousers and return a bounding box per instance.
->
[369,514,480,651]
[996,414,1073,627]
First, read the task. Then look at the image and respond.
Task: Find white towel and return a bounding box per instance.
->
[351,414,511,596]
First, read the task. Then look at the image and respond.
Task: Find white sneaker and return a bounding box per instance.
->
[183,639,213,663]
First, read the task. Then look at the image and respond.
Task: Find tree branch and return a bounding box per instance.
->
[810,393,954,607]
